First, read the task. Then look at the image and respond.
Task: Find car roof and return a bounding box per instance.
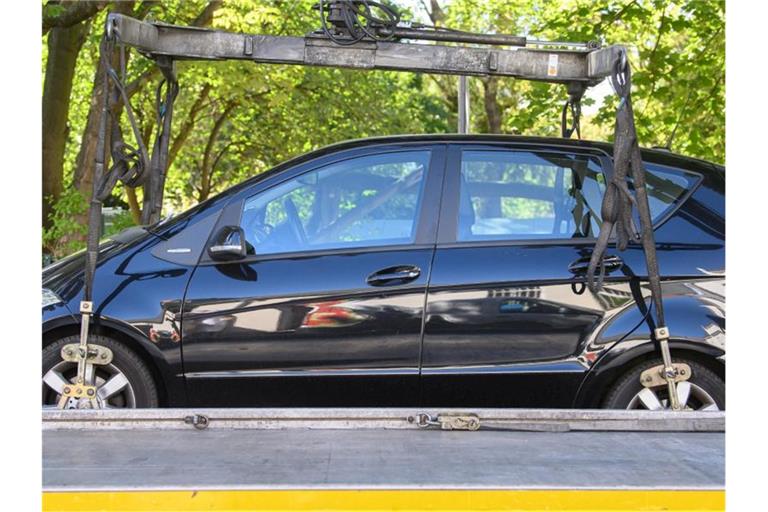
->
[306,134,722,171]
[226,134,721,202]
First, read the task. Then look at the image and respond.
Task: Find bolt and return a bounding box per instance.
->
[101,353,108,360]
[65,349,73,356]
[75,388,82,395]
[63,387,71,394]
[87,389,95,396]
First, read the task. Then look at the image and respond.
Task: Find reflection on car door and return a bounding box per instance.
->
[421,144,617,407]
[182,146,445,406]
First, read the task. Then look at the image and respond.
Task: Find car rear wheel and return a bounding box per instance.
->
[603,358,724,411]
[42,335,158,409]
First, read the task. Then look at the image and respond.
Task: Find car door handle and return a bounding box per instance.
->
[366,265,421,286]
[568,255,624,275]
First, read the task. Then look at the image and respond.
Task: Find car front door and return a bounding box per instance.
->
[421,143,615,407]
[182,144,445,406]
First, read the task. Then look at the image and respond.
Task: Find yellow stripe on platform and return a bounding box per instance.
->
[43,489,724,512]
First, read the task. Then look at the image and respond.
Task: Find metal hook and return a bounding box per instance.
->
[105,15,118,41]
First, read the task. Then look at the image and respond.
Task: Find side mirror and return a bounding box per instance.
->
[208,226,247,261]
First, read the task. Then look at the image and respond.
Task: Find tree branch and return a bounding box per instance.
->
[420,0,445,25]
[199,101,237,201]
[640,5,668,119]
[191,0,223,27]
[133,1,161,20]
[125,187,142,224]
[43,1,106,35]
[167,84,212,169]
[207,142,235,191]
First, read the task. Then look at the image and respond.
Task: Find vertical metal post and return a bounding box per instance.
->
[458,75,470,133]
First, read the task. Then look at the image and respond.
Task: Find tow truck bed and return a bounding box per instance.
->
[42,408,724,511]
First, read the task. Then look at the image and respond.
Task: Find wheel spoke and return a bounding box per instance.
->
[637,388,665,410]
[84,363,95,385]
[700,403,720,412]
[676,381,692,407]
[43,369,69,395]
[97,373,129,401]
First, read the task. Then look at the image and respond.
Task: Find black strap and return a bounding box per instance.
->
[83,29,178,302]
[561,98,581,139]
[587,49,667,329]
[84,36,113,302]
[141,56,179,225]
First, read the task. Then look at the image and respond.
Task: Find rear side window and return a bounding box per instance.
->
[457,150,605,241]
[634,163,701,222]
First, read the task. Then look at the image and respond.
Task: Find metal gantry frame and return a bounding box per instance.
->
[60,8,686,412]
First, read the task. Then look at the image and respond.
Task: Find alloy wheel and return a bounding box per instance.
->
[42,360,136,409]
[626,381,720,411]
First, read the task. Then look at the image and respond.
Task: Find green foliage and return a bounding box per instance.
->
[42,188,89,258]
[103,210,137,239]
[43,0,724,257]
[436,0,724,162]
[538,0,725,161]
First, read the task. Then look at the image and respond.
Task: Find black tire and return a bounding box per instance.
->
[42,335,158,408]
[602,357,725,410]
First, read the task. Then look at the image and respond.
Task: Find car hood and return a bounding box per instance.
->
[42,226,152,296]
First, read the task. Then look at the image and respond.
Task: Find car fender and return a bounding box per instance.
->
[42,301,77,334]
[42,313,187,406]
[574,280,725,407]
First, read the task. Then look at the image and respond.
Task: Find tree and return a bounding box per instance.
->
[42,0,107,235]
[42,1,105,35]
[534,0,725,161]
[42,0,724,258]
[72,1,222,220]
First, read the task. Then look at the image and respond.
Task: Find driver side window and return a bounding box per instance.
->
[240,151,431,256]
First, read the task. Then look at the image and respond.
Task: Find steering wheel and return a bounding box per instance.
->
[283,197,307,246]
[245,218,274,245]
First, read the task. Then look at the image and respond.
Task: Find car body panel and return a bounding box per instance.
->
[419,141,724,408]
[180,143,447,406]
[41,135,724,408]
[182,248,434,406]
[42,193,233,406]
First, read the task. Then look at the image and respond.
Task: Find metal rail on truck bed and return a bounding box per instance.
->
[43,408,725,512]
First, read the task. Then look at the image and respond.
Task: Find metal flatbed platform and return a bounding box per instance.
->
[42,409,725,511]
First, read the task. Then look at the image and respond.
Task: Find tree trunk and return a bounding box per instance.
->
[168,84,212,170]
[72,1,222,228]
[72,2,137,200]
[43,1,105,35]
[198,102,236,202]
[42,20,89,233]
[482,77,503,133]
[125,187,142,224]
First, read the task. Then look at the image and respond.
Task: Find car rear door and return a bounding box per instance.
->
[182,143,446,407]
[421,143,615,407]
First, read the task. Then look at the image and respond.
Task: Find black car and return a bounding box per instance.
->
[42,135,725,410]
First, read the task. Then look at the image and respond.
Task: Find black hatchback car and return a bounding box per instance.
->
[42,135,725,410]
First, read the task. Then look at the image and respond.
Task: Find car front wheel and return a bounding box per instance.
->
[603,358,724,411]
[42,335,158,409]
